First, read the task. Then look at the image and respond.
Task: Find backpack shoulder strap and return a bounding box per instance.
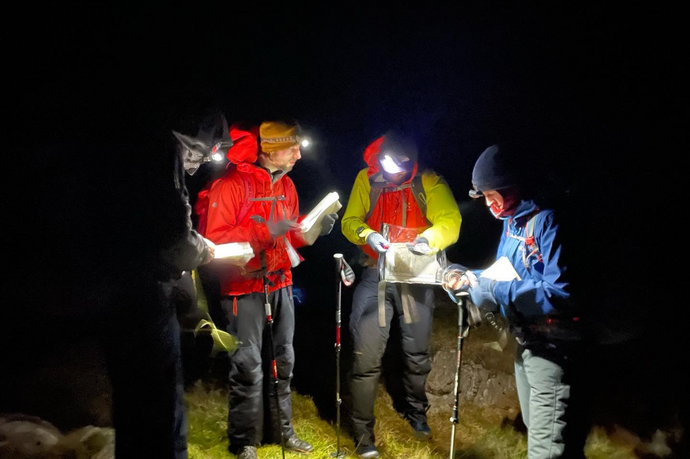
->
[410,174,428,221]
[236,169,256,223]
[364,189,383,222]
[364,170,382,222]
[364,171,428,223]
[524,213,543,264]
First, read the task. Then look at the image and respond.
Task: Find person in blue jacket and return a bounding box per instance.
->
[443,143,589,459]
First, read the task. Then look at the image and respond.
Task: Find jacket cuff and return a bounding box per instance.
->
[359,228,376,243]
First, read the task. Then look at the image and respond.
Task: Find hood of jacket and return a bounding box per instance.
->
[226,124,260,165]
[363,135,418,183]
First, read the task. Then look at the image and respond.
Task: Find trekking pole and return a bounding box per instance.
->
[449,294,469,459]
[264,277,287,459]
[331,254,354,458]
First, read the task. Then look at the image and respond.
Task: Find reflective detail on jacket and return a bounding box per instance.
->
[490,200,577,327]
[203,162,306,296]
[341,142,461,260]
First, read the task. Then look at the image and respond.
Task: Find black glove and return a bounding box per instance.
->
[366,232,390,254]
[320,213,339,236]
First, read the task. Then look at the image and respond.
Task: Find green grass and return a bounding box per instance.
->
[184,379,521,459]
[185,379,639,459]
[184,302,646,458]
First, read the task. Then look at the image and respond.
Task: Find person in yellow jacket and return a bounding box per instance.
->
[341,129,462,458]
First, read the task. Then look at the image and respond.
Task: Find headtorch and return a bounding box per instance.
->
[469,185,484,199]
[379,152,413,174]
[173,131,230,175]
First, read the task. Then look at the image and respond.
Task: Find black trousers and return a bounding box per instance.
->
[348,268,435,447]
[219,287,296,449]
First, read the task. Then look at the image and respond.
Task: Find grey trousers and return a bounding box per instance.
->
[514,345,588,459]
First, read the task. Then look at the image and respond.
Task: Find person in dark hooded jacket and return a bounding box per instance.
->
[443,143,590,459]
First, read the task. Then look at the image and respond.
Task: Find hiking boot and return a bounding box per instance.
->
[410,420,432,440]
[237,446,258,459]
[355,444,380,458]
[284,435,314,453]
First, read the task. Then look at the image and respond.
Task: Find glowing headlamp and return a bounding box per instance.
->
[174,131,232,176]
[379,153,410,174]
[211,140,232,162]
[469,185,484,199]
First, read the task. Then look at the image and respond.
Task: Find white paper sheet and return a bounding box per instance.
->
[480,256,521,281]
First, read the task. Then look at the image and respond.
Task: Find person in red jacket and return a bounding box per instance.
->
[200,120,337,459]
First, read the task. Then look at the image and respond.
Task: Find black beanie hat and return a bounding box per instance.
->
[469,144,520,198]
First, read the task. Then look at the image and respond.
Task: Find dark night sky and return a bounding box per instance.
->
[7,1,687,440]
[9,0,684,353]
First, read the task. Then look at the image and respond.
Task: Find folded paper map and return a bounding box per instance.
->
[300,191,342,245]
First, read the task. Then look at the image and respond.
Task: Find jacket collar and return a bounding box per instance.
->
[511,200,540,226]
[235,161,283,183]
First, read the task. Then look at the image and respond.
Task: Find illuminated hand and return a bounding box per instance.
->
[366,232,390,254]
[441,264,479,304]
[407,237,433,256]
[441,264,471,291]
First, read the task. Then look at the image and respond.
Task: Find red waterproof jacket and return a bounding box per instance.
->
[199,125,307,296]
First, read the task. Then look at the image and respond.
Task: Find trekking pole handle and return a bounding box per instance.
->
[334,253,355,286]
